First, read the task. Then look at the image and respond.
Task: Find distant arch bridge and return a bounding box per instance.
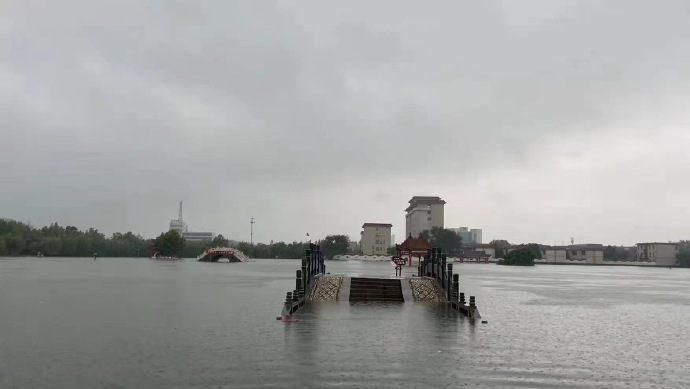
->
[197,248,249,263]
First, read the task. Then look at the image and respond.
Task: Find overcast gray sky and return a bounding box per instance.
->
[2,0,689,245]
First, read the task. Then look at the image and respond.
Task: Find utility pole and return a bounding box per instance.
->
[250,217,255,245]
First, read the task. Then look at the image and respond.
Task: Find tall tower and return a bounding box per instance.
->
[169,201,187,233]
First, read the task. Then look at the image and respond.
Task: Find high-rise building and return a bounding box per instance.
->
[470,229,483,244]
[169,201,187,234]
[448,227,483,244]
[405,196,445,238]
[168,202,214,242]
[360,223,393,255]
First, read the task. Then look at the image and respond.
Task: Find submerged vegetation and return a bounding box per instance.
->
[497,247,535,266]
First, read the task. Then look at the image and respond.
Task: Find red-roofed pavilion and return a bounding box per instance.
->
[396,233,432,267]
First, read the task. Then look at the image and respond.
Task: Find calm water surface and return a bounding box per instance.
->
[1,258,688,388]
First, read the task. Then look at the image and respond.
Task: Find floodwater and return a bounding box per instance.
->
[0,258,688,388]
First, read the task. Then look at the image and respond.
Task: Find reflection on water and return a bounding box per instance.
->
[0,258,688,388]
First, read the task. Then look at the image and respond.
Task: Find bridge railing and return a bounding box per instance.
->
[280,243,325,318]
[197,247,250,262]
[418,247,480,320]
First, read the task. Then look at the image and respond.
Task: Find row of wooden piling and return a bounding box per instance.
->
[419,247,480,319]
[281,243,325,318]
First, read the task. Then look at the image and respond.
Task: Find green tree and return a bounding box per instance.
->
[154,230,186,257]
[0,218,353,260]
[677,248,690,268]
[524,243,542,260]
[500,247,535,266]
[422,227,463,257]
[211,234,229,247]
[490,239,511,258]
[603,245,616,260]
[42,237,63,256]
[319,234,349,257]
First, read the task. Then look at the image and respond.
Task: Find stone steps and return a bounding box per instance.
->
[349,278,404,302]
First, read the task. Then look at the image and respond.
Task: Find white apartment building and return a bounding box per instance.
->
[405,196,445,238]
[637,243,678,266]
[360,223,393,255]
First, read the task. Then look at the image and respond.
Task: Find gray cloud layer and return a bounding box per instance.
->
[2,1,690,245]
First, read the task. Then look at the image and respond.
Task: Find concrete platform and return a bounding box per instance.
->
[310,275,443,303]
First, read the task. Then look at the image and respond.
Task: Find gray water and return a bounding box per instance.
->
[0,258,688,389]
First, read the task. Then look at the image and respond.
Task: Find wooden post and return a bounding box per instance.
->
[293,289,299,304]
[305,250,312,286]
[319,247,325,274]
[283,292,293,318]
[439,249,444,279]
[441,254,447,289]
[469,296,476,319]
[459,292,466,306]
[431,248,437,278]
[446,263,453,301]
[301,258,307,291]
[423,255,430,277]
[321,250,326,274]
[312,244,317,274]
[315,244,321,274]
[296,270,302,299]
[452,274,459,302]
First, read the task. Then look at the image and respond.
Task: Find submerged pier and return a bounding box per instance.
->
[280,243,481,320]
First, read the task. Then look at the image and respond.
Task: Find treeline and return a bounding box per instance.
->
[0,219,150,257]
[678,241,690,268]
[232,241,311,259]
[0,219,321,259]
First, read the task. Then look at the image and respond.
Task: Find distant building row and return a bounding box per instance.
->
[448,227,483,245]
[358,195,485,255]
[462,242,680,266]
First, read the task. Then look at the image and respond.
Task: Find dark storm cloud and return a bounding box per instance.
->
[2,1,690,244]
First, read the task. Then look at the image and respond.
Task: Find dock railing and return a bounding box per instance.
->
[419,247,481,320]
[280,243,325,318]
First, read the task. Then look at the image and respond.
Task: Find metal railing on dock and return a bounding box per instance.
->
[419,247,481,320]
[280,243,325,319]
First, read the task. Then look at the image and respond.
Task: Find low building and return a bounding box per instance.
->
[538,244,604,264]
[182,231,215,242]
[465,244,497,259]
[637,243,678,266]
[566,244,604,264]
[460,249,491,262]
[540,246,567,263]
[360,223,393,255]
